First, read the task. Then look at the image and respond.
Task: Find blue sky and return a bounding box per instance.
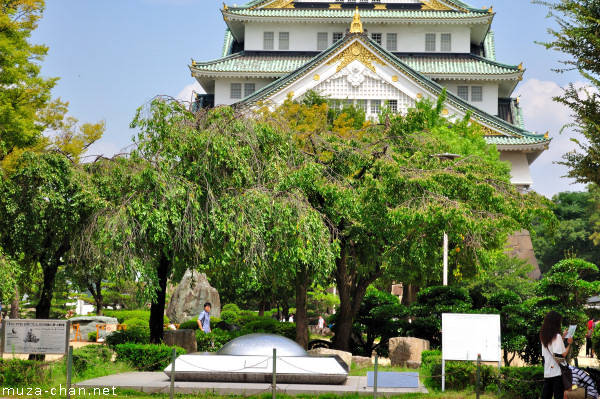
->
[32,0,587,197]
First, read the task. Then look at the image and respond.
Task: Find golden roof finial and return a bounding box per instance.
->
[223,2,228,10]
[544,131,549,139]
[518,62,523,70]
[350,7,363,34]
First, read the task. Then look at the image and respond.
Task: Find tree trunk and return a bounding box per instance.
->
[332,241,353,351]
[9,286,19,319]
[258,299,266,316]
[295,267,309,349]
[401,283,419,307]
[87,280,104,316]
[35,264,58,319]
[282,302,289,321]
[150,252,170,344]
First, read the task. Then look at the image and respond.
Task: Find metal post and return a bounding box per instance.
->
[67,346,73,399]
[272,348,277,399]
[443,232,448,285]
[373,354,378,399]
[442,359,445,392]
[476,354,481,399]
[170,348,176,399]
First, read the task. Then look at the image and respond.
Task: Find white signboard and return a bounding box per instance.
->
[1,319,69,355]
[442,313,501,362]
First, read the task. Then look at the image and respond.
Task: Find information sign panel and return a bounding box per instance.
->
[1,319,69,355]
[442,313,501,362]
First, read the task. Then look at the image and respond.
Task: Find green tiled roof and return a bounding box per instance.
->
[192,51,521,77]
[234,33,548,145]
[483,31,496,61]
[222,29,234,58]
[485,136,547,145]
[224,8,492,20]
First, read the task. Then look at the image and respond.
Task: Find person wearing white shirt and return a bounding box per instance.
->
[540,310,573,399]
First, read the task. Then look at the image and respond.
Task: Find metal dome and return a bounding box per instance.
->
[217,333,308,357]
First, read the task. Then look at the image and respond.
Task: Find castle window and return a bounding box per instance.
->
[244,83,256,97]
[279,32,289,50]
[441,34,452,51]
[387,99,398,113]
[425,33,436,51]
[371,100,381,114]
[357,100,368,112]
[471,86,483,102]
[263,32,274,50]
[333,32,343,44]
[371,33,382,45]
[386,33,397,51]
[317,32,328,50]
[457,86,469,101]
[230,83,242,99]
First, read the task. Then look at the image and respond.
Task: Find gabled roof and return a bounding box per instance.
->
[234,32,549,147]
[191,51,523,79]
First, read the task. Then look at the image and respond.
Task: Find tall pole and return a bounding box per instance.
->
[443,232,448,286]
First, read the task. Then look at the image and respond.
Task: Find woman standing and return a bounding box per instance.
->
[540,310,574,399]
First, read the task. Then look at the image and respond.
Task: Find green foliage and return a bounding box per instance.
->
[407,286,472,348]
[71,345,113,375]
[219,310,238,323]
[240,317,296,340]
[104,326,150,347]
[122,318,147,329]
[179,317,199,330]
[113,343,185,371]
[499,366,544,399]
[532,190,600,274]
[485,291,528,366]
[103,309,168,324]
[87,331,97,342]
[196,328,241,352]
[0,359,49,386]
[353,287,407,357]
[420,353,498,392]
[222,303,241,313]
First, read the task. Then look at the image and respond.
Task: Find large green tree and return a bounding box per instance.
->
[264,93,554,351]
[537,0,600,185]
[532,189,600,274]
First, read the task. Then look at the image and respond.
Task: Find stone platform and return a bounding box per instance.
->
[75,372,428,396]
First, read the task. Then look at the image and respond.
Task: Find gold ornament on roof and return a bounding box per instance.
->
[350,7,363,34]
[488,6,493,13]
[264,0,294,8]
[544,132,549,139]
[223,2,228,10]
[327,41,385,73]
[329,3,342,9]
[518,62,523,70]
[373,4,387,9]
[421,0,453,11]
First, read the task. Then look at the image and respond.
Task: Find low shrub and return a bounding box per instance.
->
[240,317,296,339]
[88,331,97,342]
[421,352,498,392]
[0,359,49,386]
[222,303,240,313]
[113,343,186,371]
[220,310,237,323]
[103,309,168,324]
[72,345,113,376]
[122,318,147,329]
[104,326,150,347]
[500,366,543,399]
[179,318,199,330]
[196,328,241,352]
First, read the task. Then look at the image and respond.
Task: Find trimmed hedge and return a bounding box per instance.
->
[196,328,242,352]
[122,318,147,329]
[105,326,150,347]
[103,309,168,324]
[113,343,186,371]
[72,345,114,375]
[500,366,543,399]
[0,359,49,386]
[240,317,296,339]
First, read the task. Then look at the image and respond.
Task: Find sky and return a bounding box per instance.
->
[31,0,589,197]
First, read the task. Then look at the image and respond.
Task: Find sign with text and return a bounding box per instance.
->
[1,319,69,355]
[442,313,501,362]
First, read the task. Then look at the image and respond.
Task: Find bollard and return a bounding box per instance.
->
[373,354,378,399]
[476,354,481,399]
[67,346,73,399]
[170,348,176,399]
[272,348,277,399]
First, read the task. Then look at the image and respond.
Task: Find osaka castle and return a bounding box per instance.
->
[190,0,549,274]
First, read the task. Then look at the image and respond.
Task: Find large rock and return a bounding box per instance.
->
[166,270,220,324]
[307,348,352,370]
[164,329,197,354]
[388,337,430,367]
[69,316,118,341]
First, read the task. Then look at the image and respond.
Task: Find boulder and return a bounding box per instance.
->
[164,329,197,354]
[308,348,352,370]
[69,316,118,341]
[406,360,421,369]
[166,270,221,324]
[352,356,372,366]
[388,337,430,367]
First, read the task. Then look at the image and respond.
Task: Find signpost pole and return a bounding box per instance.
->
[272,348,277,399]
[67,346,73,399]
[443,232,448,286]
[170,348,176,399]
[442,359,445,392]
[476,354,481,399]
[373,354,378,399]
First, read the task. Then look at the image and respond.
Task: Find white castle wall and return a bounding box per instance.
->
[244,22,472,53]
[436,79,499,115]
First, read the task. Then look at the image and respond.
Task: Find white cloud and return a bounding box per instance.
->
[176,81,204,105]
[515,78,589,197]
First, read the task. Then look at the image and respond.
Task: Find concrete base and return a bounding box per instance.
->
[75,372,428,396]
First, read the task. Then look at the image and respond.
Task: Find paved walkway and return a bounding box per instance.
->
[75,372,428,396]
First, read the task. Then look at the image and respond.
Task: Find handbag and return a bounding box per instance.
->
[553,353,573,390]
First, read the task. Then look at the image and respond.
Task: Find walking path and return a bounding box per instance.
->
[74,372,428,396]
